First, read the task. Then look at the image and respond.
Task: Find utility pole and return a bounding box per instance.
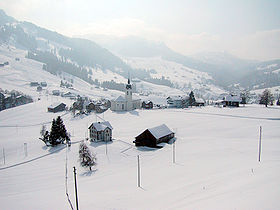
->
[24,143,28,157]
[3,148,5,165]
[137,155,141,187]
[258,126,262,162]
[73,167,79,210]
[173,141,175,164]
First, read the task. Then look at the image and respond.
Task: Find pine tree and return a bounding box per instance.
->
[49,119,61,145]
[189,91,196,107]
[48,116,70,146]
[79,142,96,171]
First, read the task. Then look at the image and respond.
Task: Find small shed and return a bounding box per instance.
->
[142,100,153,109]
[48,102,66,113]
[88,121,113,142]
[134,124,175,148]
[195,98,205,106]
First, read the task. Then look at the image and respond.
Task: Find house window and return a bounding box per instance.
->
[127,91,129,95]
[122,104,124,110]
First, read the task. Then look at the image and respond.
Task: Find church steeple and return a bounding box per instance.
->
[126,73,132,89]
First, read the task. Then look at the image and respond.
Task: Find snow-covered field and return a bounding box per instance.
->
[0,99,279,210]
[1,44,280,210]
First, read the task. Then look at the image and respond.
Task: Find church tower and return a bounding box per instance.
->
[125,78,133,110]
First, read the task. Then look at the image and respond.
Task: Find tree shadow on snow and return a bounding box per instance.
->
[41,144,66,154]
[129,110,139,116]
[80,169,98,176]
[90,141,113,148]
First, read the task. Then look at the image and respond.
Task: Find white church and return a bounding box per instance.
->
[110,79,141,111]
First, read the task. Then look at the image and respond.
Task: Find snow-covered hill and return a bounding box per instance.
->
[0,97,280,209]
[124,56,225,98]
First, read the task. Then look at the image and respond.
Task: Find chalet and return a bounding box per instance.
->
[223,94,241,107]
[40,82,47,87]
[15,95,33,106]
[88,121,113,142]
[134,124,175,148]
[62,92,76,99]
[167,96,183,108]
[195,98,205,106]
[48,102,66,113]
[30,82,39,87]
[37,86,42,91]
[85,102,95,112]
[52,90,60,96]
[142,100,153,109]
[95,105,108,113]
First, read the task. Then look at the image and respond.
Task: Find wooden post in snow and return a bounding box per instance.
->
[3,148,5,165]
[24,143,28,157]
[73,167,79,210]
[258,126,262,162]
[137,155,141,187]
[173,141,175,164]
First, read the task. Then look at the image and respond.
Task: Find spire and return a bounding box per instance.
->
[126,71,132,89]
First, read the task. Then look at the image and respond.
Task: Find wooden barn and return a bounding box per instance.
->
[48,103,66,113]
[134,124,175,148]
[223,94,241,107]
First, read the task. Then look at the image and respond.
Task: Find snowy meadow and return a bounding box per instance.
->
[0,99,279,210]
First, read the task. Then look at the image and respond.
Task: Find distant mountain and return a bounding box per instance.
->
[83,34,280,90]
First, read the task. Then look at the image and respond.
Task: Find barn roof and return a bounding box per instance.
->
[48,102,66,109]
[89,121,113,131]
[148,124,173,139]
[224,95,241,102]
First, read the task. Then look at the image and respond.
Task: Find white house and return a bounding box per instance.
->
[110,79,141,111]
[88,121,113,142]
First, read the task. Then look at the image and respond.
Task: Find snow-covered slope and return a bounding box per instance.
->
[124,56,225,98]
[0,98,280,209]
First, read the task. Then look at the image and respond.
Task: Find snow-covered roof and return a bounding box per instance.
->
[89,121,113,131]
[48,102,66,109]
[224,95,241,102]
[196,98,205,103]
[114,95,126,102]
[148,124,174,139]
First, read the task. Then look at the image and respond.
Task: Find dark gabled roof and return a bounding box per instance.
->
[48,102,66,109]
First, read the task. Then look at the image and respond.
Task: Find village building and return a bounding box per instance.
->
[195,98,205,106]
[52,90,60,96]
[110,79,141,111]
[88,121,113,142]
[133,124,175,148]
[48,102,66,113]
[223,94,241,107]
[142,100,153,109]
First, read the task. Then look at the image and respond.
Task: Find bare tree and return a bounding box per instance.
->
[79,142,96,171]
[259,89,274,107]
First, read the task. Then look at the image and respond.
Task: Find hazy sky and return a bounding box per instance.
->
[1,0,280,60]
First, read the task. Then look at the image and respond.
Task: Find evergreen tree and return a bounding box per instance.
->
[48,116,70,146]
[49,119,61,145]
[277,98,280,106]
[79,142,96,171]
[259,89,274,107]
[189,91,196,107]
